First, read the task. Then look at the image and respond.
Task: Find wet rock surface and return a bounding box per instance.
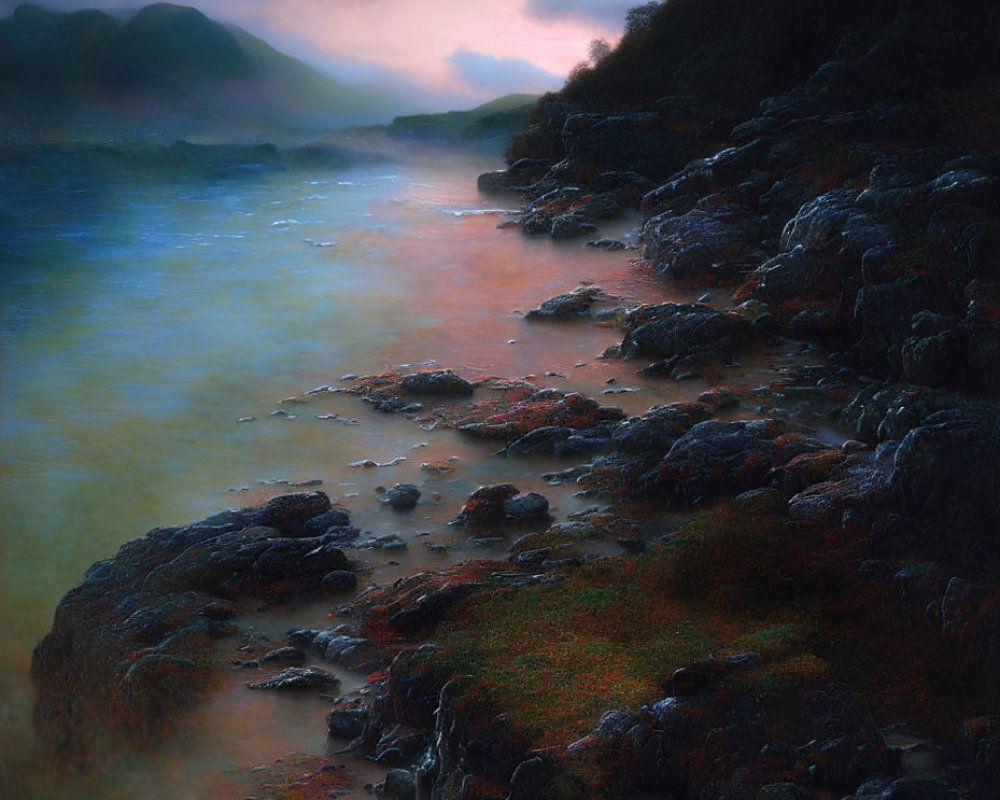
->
[246,666,341,692]
[31,494,358,753]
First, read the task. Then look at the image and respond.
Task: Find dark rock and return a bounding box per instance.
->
[359,534,408,551]
[611,402,712,455]
[525,286,601,320]
[576,193,621,221]
[453,483,520,526]
[757,784,810,800]
[593,709,640,739]
[771,450,851,495]
[252,491,332,536]
[586,237,628,250]
[198,601,235,620]
[941,578,1000,672]
[962,715,1000,800]
[657,419,825,505]
[302,507,352,536]
[399,369,474,395]
[549,213,597,239]
[458,390,625,442]
[509,756,555,800]
[388,582,485,633]
[314,632,368,663]
[643,203,765,284]
[853,776,970,800]
[561,427,615,454]
[120,654,204,721]
[900,329,961,386]
[253,538,349,582]
[520,209,553,235]
[621,302,752,361]
[379,483,421,510]
[785,189,858,250]
[372,395,423,413]
[749,246,842,308]
[260,645,307,665]
[890,418,1000,560]
[286,628,319,648]
[375,767,416,800]
[503,492,550,523]
[853,278,936,378]
[670,660,728,697]
[374,728,428,766]
[321,570,358,593]
[514,547,551,568]
[477,158,551,194]
[327,706,368,740]
[504,426,574,456]
[246,666,340,691]
[892,563,947,622]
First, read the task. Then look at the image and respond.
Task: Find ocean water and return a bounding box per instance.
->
[0,144,697,796]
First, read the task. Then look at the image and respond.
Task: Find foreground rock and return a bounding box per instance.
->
[32,492,358,758]
[453,484,551,528]
[246,666,341,692]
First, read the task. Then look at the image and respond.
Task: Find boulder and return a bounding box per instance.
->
[399,369,474,395]
[246,666,341,691]
[503,492,550,523]
[643,203,766,284]
[252,491,332,536]
[658,419,825,505]
[890,418,1000,561]
[610,403,712,455]
[620,302,752,361]
[379,483,421,510]
[302,507,352,536]
[525,286,601,320]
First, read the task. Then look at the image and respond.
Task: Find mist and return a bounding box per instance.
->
[0,0,633,120]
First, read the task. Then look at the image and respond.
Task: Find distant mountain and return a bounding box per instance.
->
[383,93,540,150]
[0,2,403,142]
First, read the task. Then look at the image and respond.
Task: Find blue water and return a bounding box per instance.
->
[0,144,687,796]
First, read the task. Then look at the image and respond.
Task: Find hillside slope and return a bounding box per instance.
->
[0,2,398,141]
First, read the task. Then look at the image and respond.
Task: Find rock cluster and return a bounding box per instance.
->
[32,2,1000,797]
[32,492,358,754]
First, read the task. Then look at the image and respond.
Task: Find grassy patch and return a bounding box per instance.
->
[432,503,859,747]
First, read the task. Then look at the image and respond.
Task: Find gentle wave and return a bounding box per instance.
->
[441,208,517,217]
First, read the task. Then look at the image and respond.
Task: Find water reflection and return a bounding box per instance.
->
[1,147,690,795]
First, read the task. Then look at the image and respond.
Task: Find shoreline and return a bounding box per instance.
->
[27,269,888,799]
[24,4,1000,795]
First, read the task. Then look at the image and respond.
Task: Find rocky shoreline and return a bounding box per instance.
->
[33,2,1000,799]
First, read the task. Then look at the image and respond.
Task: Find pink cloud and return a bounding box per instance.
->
[237,0,622,94]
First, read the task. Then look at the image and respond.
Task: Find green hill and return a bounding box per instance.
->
[0,2,400,142]
[385,93,539,150]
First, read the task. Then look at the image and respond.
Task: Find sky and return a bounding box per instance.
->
[3,0,641,107]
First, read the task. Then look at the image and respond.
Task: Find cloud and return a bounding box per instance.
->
[2,0,599,105]
[446,49,563,95]
[524,0,638,30]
